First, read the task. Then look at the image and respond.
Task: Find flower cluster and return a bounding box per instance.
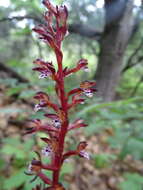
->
[25,1,96,189]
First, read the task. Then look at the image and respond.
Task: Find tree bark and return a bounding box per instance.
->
[95,0,135,102]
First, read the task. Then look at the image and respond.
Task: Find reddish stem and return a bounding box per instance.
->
[52,49,69,186]
[37,172,52,185]
[30,2,90,189]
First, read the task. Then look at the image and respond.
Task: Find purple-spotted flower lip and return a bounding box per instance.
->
[52,118,61,128]
[34,100,47,112]
[44,113,61,128]
[33,58,55,79]
[41,146,53,157]
[80,100,85,104]
[39,71,51,79]
[28,163,33,173]
[83,89,94,98]
[34,104,42,112]
[82,66,89,72]
[79,151,90,160]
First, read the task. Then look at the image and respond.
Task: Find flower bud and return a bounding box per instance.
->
[57,5,68,25]
[28,160,41,173]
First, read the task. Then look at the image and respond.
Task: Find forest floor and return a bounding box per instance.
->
[0,84,143,190]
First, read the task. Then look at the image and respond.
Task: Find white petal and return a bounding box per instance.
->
[34,104,42,112]
[52,119,61,128]
[41,146,52,157]
[28,164,32,172]
[83,90,93,98]
[79,151,90,160]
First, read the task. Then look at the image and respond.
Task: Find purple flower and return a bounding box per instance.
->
[83,89,93,98]
[41,146,52,157]
[34,104,42,112]
[79,151,90,160]
[39,71,51,79]
[52,118,61,128]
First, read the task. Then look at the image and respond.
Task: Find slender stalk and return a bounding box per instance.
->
[26,1,93,189]
[52,52,69,185]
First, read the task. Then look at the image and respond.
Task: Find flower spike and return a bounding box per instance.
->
[25,0,96,188]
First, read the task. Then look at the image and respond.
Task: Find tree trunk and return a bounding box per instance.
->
[95,0,135,102]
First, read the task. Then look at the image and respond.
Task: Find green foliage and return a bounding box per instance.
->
[55,0,65,4]
[30,111,46,120]
[61,162,74,176]
[76,97,143,161]
[0,107,23,114]
[0,158,5,170]
[10,0,42,13]
[0,78,18,86]
[77,97,142,117]
[2,137,34,159]
[3,168,28,190]
[0,136,44,190]
[119,173,143,190]
[19,89,35,98]
[93,154,116,168]
[6,83,28,96]
[108,118,143,160]
[3,167,43,190]
[0,135,75,190]
[13,27,31,36]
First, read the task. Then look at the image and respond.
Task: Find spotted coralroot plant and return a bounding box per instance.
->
[25,0,96,190]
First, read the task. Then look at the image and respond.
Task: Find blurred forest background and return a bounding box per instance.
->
[0,0,143,189]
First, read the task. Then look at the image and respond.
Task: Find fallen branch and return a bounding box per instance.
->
[0,62,29,83]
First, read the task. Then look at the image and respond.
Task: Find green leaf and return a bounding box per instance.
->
[30,111,46,119]
[125,173,143,184]
[55,0,65,4]
[77,97,142,117]
[19,89,35,98]
[13,27,31,36]
[61,162,74,176]
[1,144,26,159]
[93,154,116,168]
[0,158,5,170]
[0,78,17,86]
[6,83,28,96]
[125,138,143,159]
[3,137,21,146]
[24,177,43,190]
[3,168,28,189]
[119,181,141,190]
[0,107,24,114]
[119,173,143,190]
[23,139,34,151]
